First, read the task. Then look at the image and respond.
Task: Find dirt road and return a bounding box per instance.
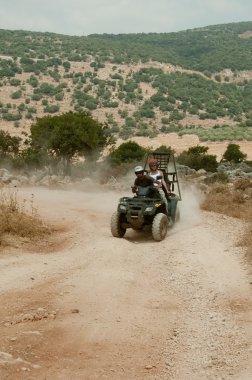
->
[0,187,251,380]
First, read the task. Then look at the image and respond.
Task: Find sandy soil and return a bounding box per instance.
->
[0,187,251,380]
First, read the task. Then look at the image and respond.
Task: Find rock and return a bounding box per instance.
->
[197,169,207,175]
[71,309,79,314]
[244,172,252,179]
[22,331,42,336]
[177,164,196,175]
[21,367,30,372]
[0,168,10,177]
[29,175,39,185]
[145,365,153,370]
[17,175,29,185]
[32,364,42,369]
[39,175,51,186]
[0,174,14,184]
[10,179,21,187]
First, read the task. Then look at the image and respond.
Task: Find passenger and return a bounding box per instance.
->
[131,166,154,194]
[148,159,169,212]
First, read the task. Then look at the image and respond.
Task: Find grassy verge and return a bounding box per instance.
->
[0,190,50,246]
[201,179,252,261]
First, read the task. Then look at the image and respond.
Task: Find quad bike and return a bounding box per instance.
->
[111,152,182,241]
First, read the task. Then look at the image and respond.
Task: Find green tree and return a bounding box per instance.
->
[108,141,146,166]
[30,111,111,173]
[0,130,21,159]
[154,145,175,154]
[177,145,218,172]
[223,143,247,163]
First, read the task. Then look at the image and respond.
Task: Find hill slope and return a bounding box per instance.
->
[1,22,252,144]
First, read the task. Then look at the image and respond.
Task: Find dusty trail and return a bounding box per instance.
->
[0,187,251,380]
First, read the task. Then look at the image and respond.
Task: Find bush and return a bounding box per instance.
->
[44,105,60,113]
[107,141,147,166]
[0,130,21,159]
[11,90,22,99]
[0,190,50,244]
[234,178,252,191]
[177,145,218,172]
[223,143,247,163]
[2,113,22,121]
[55,92,64,101]
[10,79,21,86]
[154,145,175,154]
[204,171,229,184]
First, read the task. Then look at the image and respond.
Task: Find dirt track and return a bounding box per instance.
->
[0,187,251,380]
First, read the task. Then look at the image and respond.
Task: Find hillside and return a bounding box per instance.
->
[1,22,252,145]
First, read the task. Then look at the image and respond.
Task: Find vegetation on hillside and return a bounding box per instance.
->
[177,145,218,172]
[1,23,252,141]
[1,22,252,72]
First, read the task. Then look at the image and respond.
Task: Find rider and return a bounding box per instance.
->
[131,166,154,194]
[148,158,169,212]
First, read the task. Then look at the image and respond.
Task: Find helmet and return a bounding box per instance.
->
[134,165,144,174]
[149,158,158,166]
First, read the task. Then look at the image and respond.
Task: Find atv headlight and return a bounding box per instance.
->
[119,204,126,211]
[145,206,153,212]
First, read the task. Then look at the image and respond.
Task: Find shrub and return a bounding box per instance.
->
[32,94,42,101]
[18,103,25,112]
[154,145,175,154]
[10,78,21,86]
[161,117,170,125]
[234,178,252,191]
[2,113,22,121]
[0,190,50,244]
[177,145,218,172]
[204,171,229,184]
[44,105,60,113]
[107,141,147,166]
[223,143,247,163]
[55,92,64,101]
[11,90,22,99]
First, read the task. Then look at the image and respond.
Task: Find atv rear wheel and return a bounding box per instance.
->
[152,213,169,241]
[111,211,126,238]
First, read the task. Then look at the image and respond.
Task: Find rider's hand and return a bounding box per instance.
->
[131,185,136,193]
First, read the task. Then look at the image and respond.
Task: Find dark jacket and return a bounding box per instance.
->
[134,175,154,187]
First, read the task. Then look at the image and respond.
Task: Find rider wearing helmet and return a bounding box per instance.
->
[131,165,154,193]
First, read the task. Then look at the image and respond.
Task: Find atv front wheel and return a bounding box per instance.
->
[111,211,126,238]
[152,213,169,241]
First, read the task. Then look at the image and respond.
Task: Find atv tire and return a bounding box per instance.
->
[152,213,169,241]
[111,211,126,238]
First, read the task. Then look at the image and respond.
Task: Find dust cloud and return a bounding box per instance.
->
[176,183,204,230]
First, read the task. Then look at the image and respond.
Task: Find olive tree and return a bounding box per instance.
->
[30,111,112,173]
[223,143,247,163]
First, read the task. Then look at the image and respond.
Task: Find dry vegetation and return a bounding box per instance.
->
[0,190,50,246]
[201,179,252,260]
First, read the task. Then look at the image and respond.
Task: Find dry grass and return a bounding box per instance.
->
[0,190,50,246]
[201,180,252,261]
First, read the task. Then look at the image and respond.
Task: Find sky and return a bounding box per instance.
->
[0,0,251,36]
